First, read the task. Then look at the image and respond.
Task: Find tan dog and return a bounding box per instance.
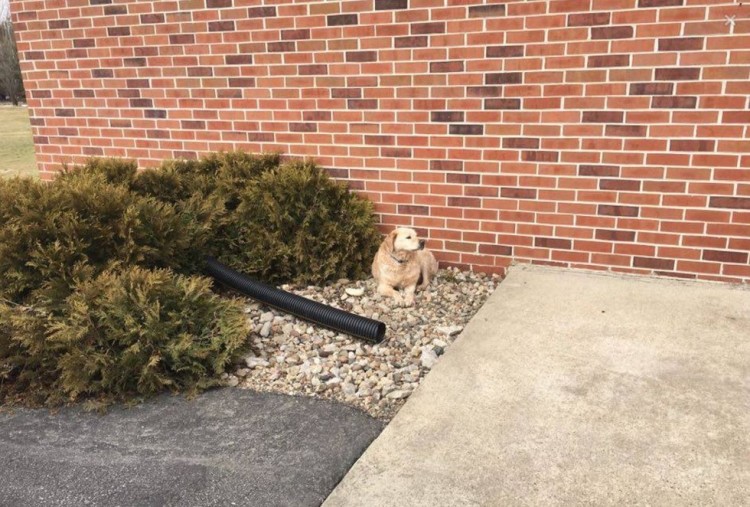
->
[372,227,438,307]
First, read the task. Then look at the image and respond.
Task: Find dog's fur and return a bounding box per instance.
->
[372,227,438,307]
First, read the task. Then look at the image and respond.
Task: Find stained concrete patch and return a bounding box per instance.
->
[0,389,383,506]
[325,265,750,506]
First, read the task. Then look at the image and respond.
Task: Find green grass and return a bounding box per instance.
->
[0,105,37,179]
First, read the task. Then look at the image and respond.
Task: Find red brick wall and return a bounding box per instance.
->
[12,0,750,282]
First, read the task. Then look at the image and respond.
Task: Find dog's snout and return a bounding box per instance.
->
[418,239,426,250]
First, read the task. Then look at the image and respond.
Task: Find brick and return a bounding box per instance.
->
[170,34,195,44]
[486,45,524,58]
[207,20,234,31]
[140,13,165,24]
[629,83,674,95]
[282,29,310,40]
[348,99,377,109]
[447,173,480,184]
[501,188,537,199]
[346,51,377,62]
[268,42,295,52]
[124,58,147,67]
[450,125,484,135]
[535,237,572,249]
[225,55,252,65]
[431,111,464,122]
[484,98,521,109]
[130,98,153,108]
[55,109,75,117]
[467,86,502,97]
[448,197,481,207]
[709,197,750,210]
[430,160,463,171]
[375,0,408,9]
[606,125,648,137]
[328,14,358,26]
[49,20,69,29]
[431,61,464,73]
[398,205,429,215]
[479,244,513,256]
[290,123,317,132]
[304,111,331,121]
[228,78,255,87]
[633,257,675,270]
[596,229,636,242]
[583,111,624,123]
[522,151,559,162]
[600,179,641,191]
[207,0,231,6]
[145,110,166,119]
[598,205,639,217]
[469,4,506,17]
[588,54,629,67]
[104,5,127,14]
[638,0,683,5]
[503,137,539,149]
[300,65,328,75]
[670,139,715,152]
[652,96,697,109]
[107,27,130,37]
[412,22,445,35]
[702,250,749,264]
[247,6,276,17]
[395,36,428,48]
[655,67,700,80]
[568,12,610,26]
[591,26,634,39]
[486,72,522,84]
[658,37,703,51]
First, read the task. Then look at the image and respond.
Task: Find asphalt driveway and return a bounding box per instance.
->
[0,389,383,506]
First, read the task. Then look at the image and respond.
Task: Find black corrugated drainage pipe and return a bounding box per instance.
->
[204,257,386,344]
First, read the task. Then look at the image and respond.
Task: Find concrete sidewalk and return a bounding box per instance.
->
[325,265,750,506]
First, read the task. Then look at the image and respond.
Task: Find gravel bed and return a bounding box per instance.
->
[227,268,501,420]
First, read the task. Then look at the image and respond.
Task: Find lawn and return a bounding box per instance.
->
[0,104,37,178]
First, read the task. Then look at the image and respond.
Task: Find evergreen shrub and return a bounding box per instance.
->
[0,151,381,407]
[0,267,248,407]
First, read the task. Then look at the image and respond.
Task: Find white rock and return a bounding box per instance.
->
[436,325,463,337]
[226,376,239,387]
[386,389,411,400]
[345,287,365,297]
[235,368,250,377]
[260,311,274,323]
[342,382,356,396]
[420,348,439,369]
[260,321,272,337]
[245,357,269,369]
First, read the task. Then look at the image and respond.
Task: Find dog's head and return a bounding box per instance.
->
[388,227,426,252]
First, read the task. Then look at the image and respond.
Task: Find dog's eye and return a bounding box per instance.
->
[406,236,412,239]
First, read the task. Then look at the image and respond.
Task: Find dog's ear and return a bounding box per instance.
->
[388,229,398,249]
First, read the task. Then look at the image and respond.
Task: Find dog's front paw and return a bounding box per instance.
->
[403,294,415,307]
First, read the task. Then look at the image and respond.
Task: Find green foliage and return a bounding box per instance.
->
[0,173,207,305]
[0,267,249,407]
[0,151,381,408]
[225,161,381,284]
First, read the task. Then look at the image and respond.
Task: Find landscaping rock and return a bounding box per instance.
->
[236,268,500,420]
